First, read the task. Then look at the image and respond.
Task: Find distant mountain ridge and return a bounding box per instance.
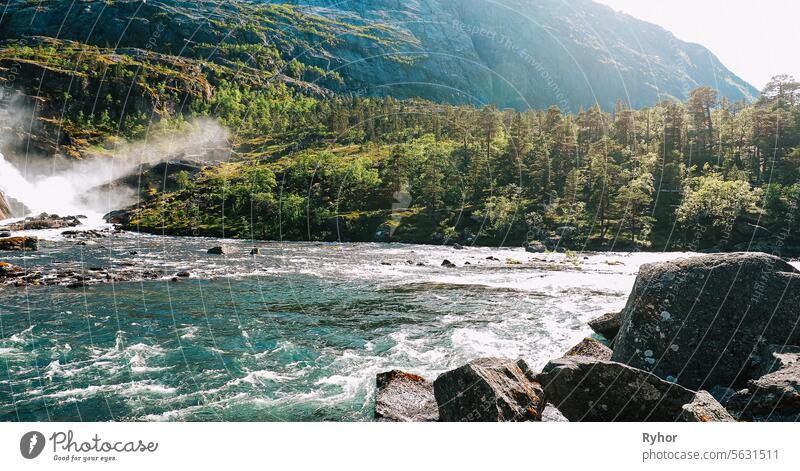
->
[0,0,757,112]
[260,0,758,110]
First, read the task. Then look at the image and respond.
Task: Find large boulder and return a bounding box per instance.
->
[0,236,38,251]
[375,370,438,422]
[536,356,730,421]
[611,253,800,390]
[588,311,622,340]
[433,358,545,422]
[564,337,612,360]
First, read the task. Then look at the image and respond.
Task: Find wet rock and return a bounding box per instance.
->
[0,262,24,278]
[0,236,38,251]
[486,256,500,261]
[541,403,569,422]
[250,247,261,255]
[588,311,622,340]
[375,370,438,422]
[176,271,191,278]
[0,231,10,238]
[62,229,107,239]
[611,253,800,390]
[453,243,465,250]
[433,358,545,422]
[564,337,612,360]
[727,362,800,421]
[103,209,130,225]
[678,391,735,422]
[536,357,700,421]
[3,213,80,231]
[207,245,231,255]
[441,259,456,268]
[525,241,546,253]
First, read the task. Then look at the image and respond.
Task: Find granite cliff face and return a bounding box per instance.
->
[264,0,757,110]
[0,0,756,113]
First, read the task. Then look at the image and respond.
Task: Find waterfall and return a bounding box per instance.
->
[0,152,86,217]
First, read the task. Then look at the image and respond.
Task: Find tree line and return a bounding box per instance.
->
[130,75,800,252]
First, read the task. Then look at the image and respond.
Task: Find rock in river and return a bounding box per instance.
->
[207,245,231,255]
[536,356,730,421]
[525,241,546,253]
[0,236,38,251]
[2,213,80,231]
[611,252,800,390]
[375,370,438,422]
[564,337,612,360]
[588,311,622,341]
[433,358,545,422]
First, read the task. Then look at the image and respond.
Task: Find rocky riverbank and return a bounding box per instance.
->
[0,213,165,288]
[375,252,800,422]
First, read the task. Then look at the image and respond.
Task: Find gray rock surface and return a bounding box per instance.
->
[564,337,612,361]
[678,391,735,422]
[611,253,800,390]
[433,357,545,422]
[375,370,439,422]
[1,213,80,231]
[749,344,800,379]
[537,356,706,422]
[207,245,231,255]
[727,362,800,421]
[541,403,569,422]
[588,311,622,340]
[525,241,546,253]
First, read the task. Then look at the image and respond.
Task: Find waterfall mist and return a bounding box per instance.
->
[0,117,230,221]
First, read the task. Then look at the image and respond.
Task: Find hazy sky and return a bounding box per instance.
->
[593,0,799,91]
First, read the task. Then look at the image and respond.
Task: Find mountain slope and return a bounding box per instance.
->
[0,0,756,113]
[261,0,757,110]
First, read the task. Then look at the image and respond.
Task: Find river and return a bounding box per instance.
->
[0,221,700,421]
